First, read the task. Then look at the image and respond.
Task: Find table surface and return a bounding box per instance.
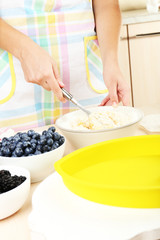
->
[0,107,160,240]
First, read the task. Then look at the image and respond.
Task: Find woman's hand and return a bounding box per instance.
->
[100,61,131,106]
[0,18,65,102]
[19,37,66,102]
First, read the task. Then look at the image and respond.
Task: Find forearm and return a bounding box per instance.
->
[93,0,121,65]
[0,18,30,60]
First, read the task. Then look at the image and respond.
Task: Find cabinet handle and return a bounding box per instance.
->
[121,32,160,40]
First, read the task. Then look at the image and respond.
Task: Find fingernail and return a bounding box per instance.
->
[59,81,64,87]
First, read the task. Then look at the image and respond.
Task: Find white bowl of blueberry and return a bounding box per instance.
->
[0,126,65,183]
[0,165,30,220]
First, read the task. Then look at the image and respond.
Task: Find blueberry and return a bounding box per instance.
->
[52,141,59,149]
[27,130,35,137]
[30,139,37,145]
[36,144,42,152]
[23,141,31,148]
[39,135,47,145]
[47,146,52,151]
[2,137,8,143]
[2,138,9,147]
[48,126,56,133]
[1,146,11,157]
[15,147,24,157]
[31,143,36,150]
[9,142,17,151]
[2,142,8,147]
[11,151,17,157]
[37,140,41,145]
[20,133,28,139]
[34,150,41,155]
[59,136,65,146]
[47,138,53,146]
[0,150,3,156]
[24,147,33,156]
[42,130,47,136]
[42,145,49,152]
[32,133,40,140]
[52,132,61,141]
[16,142,23,149]
[8,136,14,141]
[13,135,21,143]
[0,142,2,148]
[20,133,31,141]
[24,136,31,141]
[45,132,53,139]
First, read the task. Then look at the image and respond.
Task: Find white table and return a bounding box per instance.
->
[0,107,160,240]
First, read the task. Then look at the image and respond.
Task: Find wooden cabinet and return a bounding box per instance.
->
[119,26,133,105]
[128,21,160,108]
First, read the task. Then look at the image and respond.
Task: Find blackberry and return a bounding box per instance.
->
[0,170,26,194]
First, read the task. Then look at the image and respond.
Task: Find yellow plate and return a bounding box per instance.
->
[54,135,160,208]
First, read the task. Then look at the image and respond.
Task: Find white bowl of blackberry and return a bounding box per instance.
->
[0,165,30,220]
[0,126,66,183]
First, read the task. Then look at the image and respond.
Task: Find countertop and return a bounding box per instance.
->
[0,106,160,240]
[122,9,160,25]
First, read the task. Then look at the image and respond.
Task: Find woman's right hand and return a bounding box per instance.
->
[19,37,66,102]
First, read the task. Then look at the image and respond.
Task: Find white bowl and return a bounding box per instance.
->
[0,165,30,220]
[55,106,144,149]
[0,141,65,183]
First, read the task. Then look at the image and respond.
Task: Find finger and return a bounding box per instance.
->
[52,60,60,80]
[46,72,66,103]
[52,64,64,88]
[51,60,65,88]
[108,83,118,105]
[99,95,110,106]
[42,80,51,91]
[104,99,113,106]
[121,91,131,106]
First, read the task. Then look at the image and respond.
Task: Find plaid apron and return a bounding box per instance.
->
[0,0,107,131]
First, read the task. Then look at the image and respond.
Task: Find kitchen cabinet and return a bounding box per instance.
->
[128,21,160,108]
[118,26,133,105]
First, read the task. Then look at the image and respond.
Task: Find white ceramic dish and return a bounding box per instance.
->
[0,165,30,220]
[56,106,144,149]
[0,141,66,183]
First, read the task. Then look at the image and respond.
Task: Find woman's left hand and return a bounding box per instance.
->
[100,61,131,106]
